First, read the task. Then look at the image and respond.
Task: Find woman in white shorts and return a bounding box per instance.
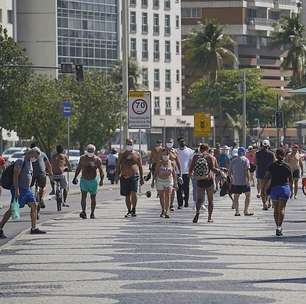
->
[154,149,177,218]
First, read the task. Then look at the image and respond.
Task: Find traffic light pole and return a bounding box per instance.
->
[276,95,280,148]
[121,0,129,149]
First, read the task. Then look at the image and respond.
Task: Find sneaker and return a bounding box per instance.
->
[193,213,199,223]
[79,211,87,219]
[62,203,70,207]
[49,190,55,196]
[124,210,132,218]
[165,213,170,219]
[30,228,46,235]
[38,200,46,209]
[276,228,283,236]
[170,206,174,212]
[131,209,137,217]
[184,203,189,208]
[177,206,182,210]
[235,213,241,216]
[90,213,95,219]
[0,229,7,239]
[160,211,164,218]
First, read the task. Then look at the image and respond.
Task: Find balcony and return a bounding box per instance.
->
[247,18,275,31]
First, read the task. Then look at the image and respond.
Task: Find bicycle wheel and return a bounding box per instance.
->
[56,190,62,212]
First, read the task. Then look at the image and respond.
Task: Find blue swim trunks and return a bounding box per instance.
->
[270,184,291,201]
[11,188,36,208]
[80,177,99,195]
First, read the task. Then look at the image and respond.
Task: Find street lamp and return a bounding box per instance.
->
[160,118,166,146]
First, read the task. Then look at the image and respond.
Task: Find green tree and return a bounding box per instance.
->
[189,69,277,135]
[0,25,31,129]
[271,15,306,87]
[64,72,122,152]
[184,20,237,83]
[16,75,68,156]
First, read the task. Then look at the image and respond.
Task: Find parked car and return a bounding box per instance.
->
[67,150,80,171]
[7,152,25,164]
[2,147,27,161]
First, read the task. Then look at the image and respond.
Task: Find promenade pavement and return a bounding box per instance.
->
[0,185,306,304]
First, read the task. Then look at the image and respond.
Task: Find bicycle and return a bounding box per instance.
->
[53,175,64,212]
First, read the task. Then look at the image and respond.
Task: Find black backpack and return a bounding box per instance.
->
[0,162,15,189]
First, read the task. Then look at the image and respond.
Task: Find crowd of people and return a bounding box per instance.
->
[0,138,304,239]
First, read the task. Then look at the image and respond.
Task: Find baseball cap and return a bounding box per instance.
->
[238,147,246,156]
[86,144,96,153]
[262,139,270,147]
[248,145,253,151]
[30,147,41,155]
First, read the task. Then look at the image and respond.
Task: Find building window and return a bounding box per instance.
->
[176,97,180,110]
[130,11,137,33]
[176,41,180,54]
[165,41,171,62]
[154,69,160,89]
[130,38,137,59]
[142,68,149,88]
[176,16,180,29]
[165,97,172,115]
[165,15,171,36]
[182,8,202,18]
[142,12,148,33]
[153,0,159,9]
[154,40,160,61]
[154,97,160,115]
[165,69,171,90]
[165,0,171,10]
[142,0,148,8]
[130,0,136,6]
[7,10,13,24]
[176,69,180,82]
[142,39,148,60]
[153,14,160,35]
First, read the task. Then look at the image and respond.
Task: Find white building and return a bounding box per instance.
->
[127,0,193,136]
[0,0,16,38]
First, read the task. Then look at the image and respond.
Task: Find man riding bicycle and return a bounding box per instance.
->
[50,145,71,207]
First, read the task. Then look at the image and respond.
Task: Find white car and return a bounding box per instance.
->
[7,151,25,164]
[2,147,27,161]
[68,150,80,171]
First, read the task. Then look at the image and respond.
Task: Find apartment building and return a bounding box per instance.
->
[128,0,193,138]
[16,0,119,77]
[0,0,16,38]
[181,0,299,114]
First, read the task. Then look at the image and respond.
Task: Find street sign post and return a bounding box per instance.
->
[128,91,152,129]
[194,112,211,138]
[63,100,72,189]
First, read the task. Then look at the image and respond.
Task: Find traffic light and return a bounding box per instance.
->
[275,111,283,128]
[75,64,84,81]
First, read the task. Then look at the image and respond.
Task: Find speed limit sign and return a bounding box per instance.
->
[128,91,151,129]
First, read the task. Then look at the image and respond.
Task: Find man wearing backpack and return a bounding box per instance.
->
[189,143,219,223]
[0,148,46,239]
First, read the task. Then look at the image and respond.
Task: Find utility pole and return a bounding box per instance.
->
[276,95,280,148]
[242,71,247,147]
[121,0,129,147]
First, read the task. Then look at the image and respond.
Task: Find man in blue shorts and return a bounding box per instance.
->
[262,148,292,236]
[0,147,46,238]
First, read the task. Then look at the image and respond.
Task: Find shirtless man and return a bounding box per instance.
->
[149,140,163,187]
[117,139,144,217]
[73,144,104,219]
[50,144,71,206]
[165,138,182,211]
[285,144,304,199]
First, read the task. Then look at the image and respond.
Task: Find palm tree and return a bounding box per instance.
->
[271,15,306,87]
[184,20,238,83]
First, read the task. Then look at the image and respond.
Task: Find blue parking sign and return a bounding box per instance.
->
[63,100,72,118]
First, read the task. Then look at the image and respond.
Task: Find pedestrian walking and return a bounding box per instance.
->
[0,148,46,238]
[72,144,104,219]
[189,144,219,223]
[116,139,144,217]
[256,140,275,209]
[50,144,71,207]
[285,144,303,199]
[176,138,194,209]
[262,148,292,236]
[0,154,5,202]
[229,147,254,216]
[246,145,257,187]
[148,139,163,187]
[165,138,181,211]
[154,148,177,218]
[29,142,53,218]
